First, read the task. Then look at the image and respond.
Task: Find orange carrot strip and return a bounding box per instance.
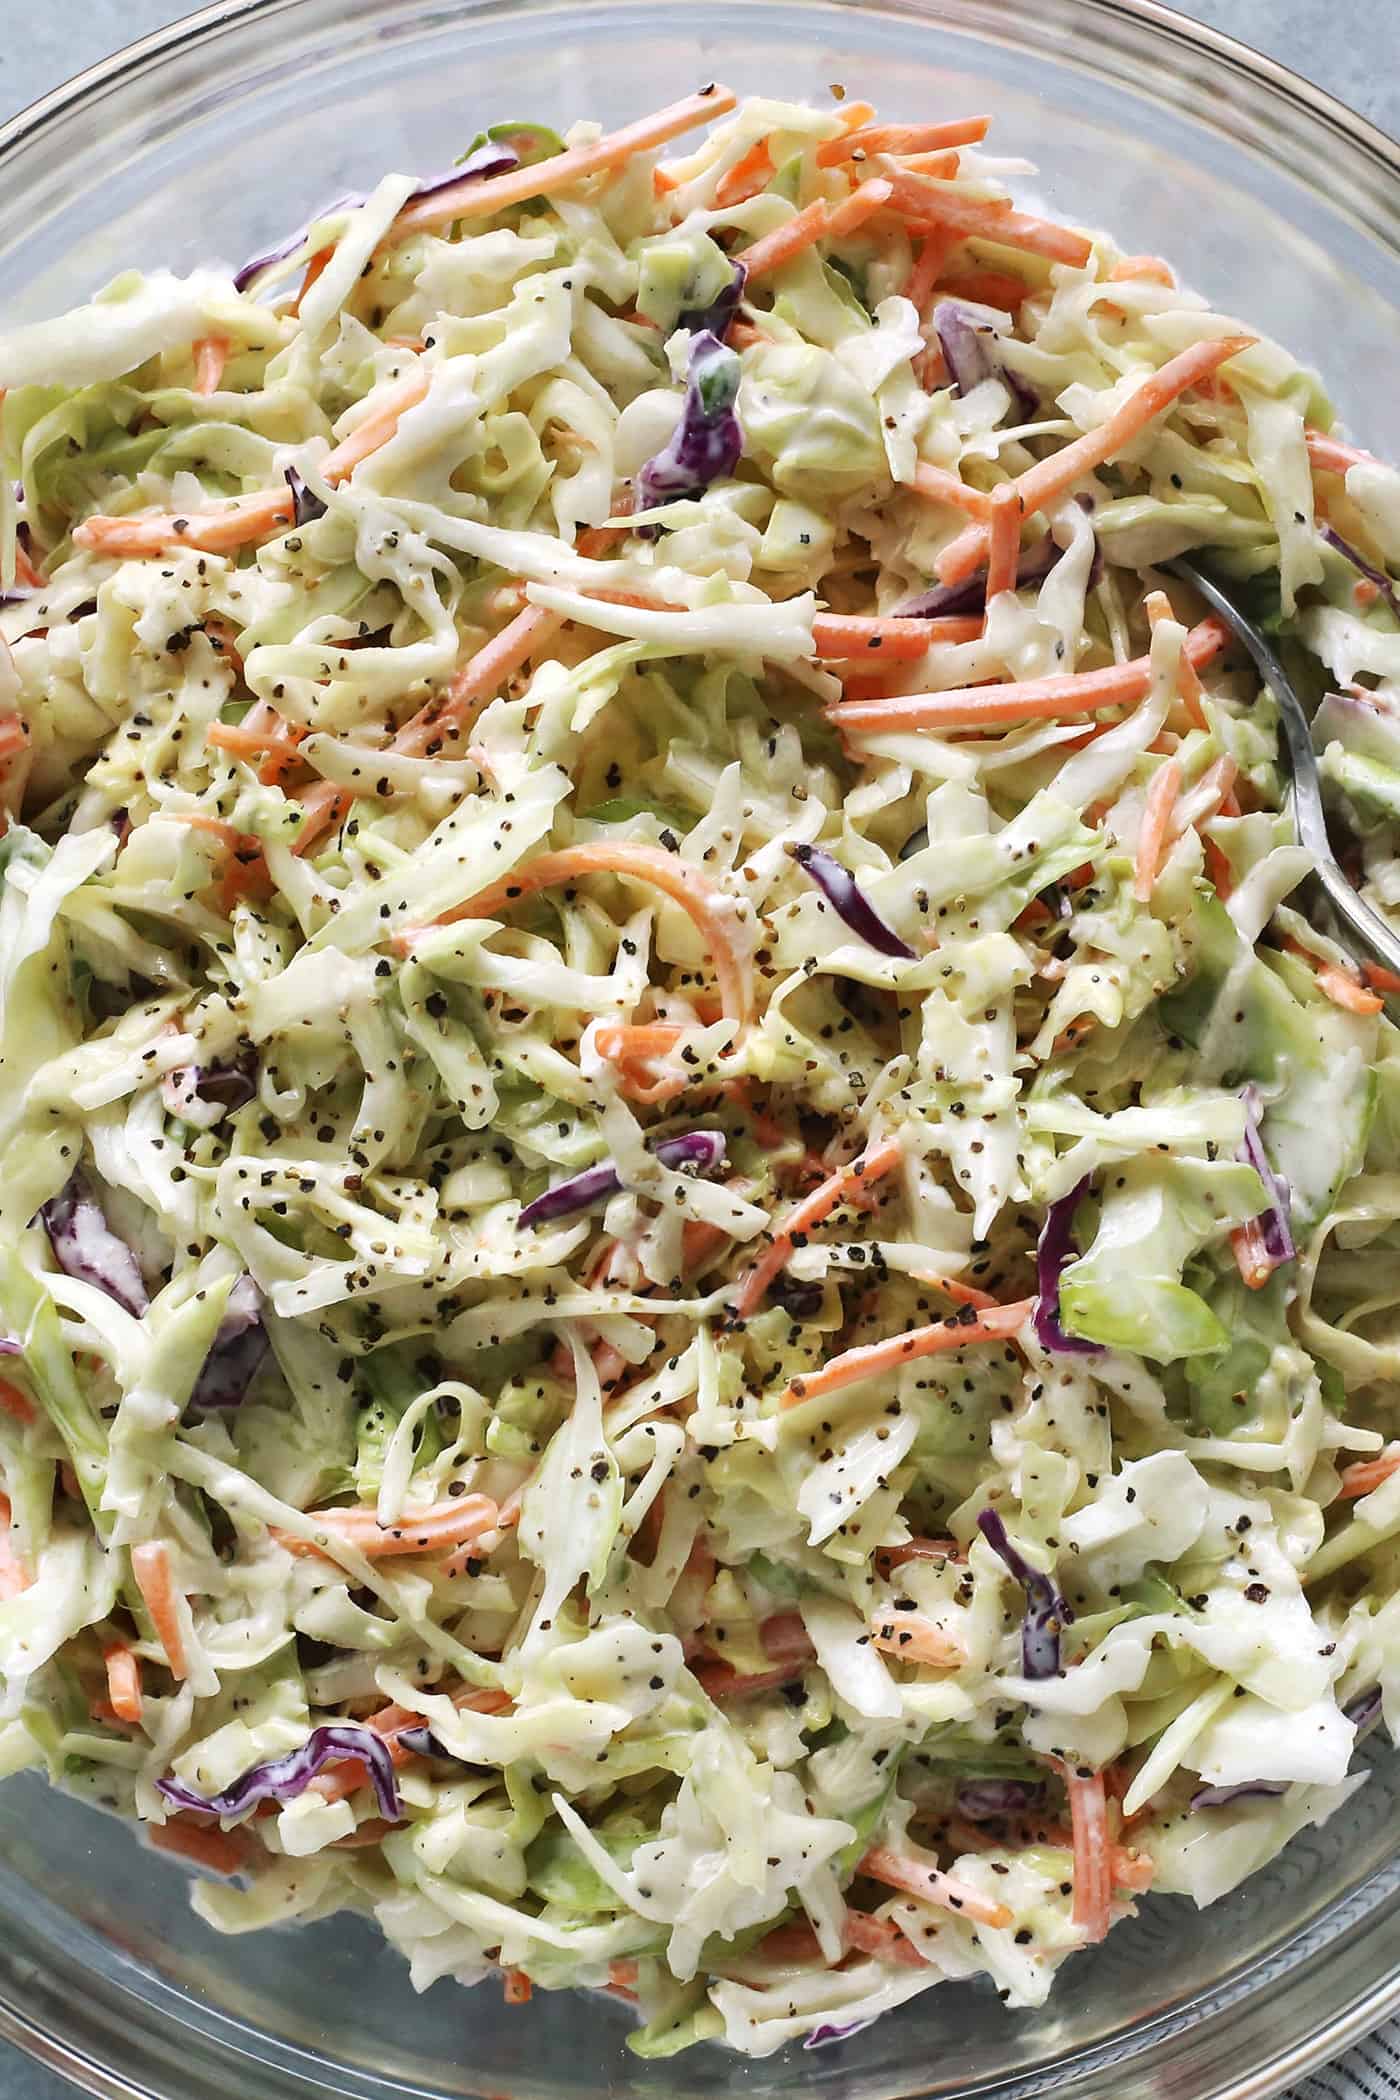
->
[205,720,305,766]
[322,369,430,483]
[1305,429,1376,475]
[396,86,739,235]
[0,1378,35,1426]
[1133,758,1182,903]
[910,1271,1001,1310]
[400,841,752,1023]
[812,611,980,659]
[0,1493,28,1599]
[1315,962,1384,1015]
[103,1642,144,1725]
[886,167,1092,266]
[935,335,1256,585]
[314,1686,512,1803]
[817,116,992,166]
[12,543,43,589]
[0,716,29,762]
[733,1136,903,1319]
[1059,1764,1113,1942]
[715,137,774,208]
[938,269,1031,310]
[130,1541,188,1681]
[827,178,895,239]
[841,1909,929,1967]
[898,150,961,179]
[149,1820,249,1876]
[871,1611,963,1668]
[861,1844,1013,1930]
[694,1659,808,1701]
[831,615,1228,733]
[1362,963,1400,996]
[984,482,1022,609]
[609,1960,640,1989]
[876,1538,963,1571]
[738,200,833,279]
[594,1022,687,1063]
[503,1969,532,2006]
[780,1300,1032,1409]
[73,485,295,560]
[1338,1446,1400,1499]
[1108,255,1175,286]
[168,812,273,914]
[290,246,333,317]
[911,461,995,519]
[192,336,230,395]
[1144,588,1208,731]
[904,232,955,316]
[273,1493,498,1562]
[1203,834,1235,899]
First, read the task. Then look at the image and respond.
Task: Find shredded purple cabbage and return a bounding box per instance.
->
[156,1724,400,1823]
[1033,1178,1101,1356]
[805,2014,882,2050]
[933,300,1038,422]
[678,260,747,341]
[231,145,520,296]
[186,1277,268,1413]
[284,467,327,529]
[977,1507,1073,1680]
[636,331,742,509]
[1321,525,1400,624]
[956,1777,1045,1822]
[896,529,1099,620]
[0,588,35,610]
[1189,1779,1288,1810]
[1237,1085,1295,1271]
[0,1335,20,1357]
[518,1130,727,1229]
[39,1171,149,1318]
[395,1724,456,1760]
[195,1054,259,1115]
[1345,1685,1384,1740]
[793,843,915,960]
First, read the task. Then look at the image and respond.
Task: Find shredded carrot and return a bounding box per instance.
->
[397,86,738,236]
[274,1493,499,1562]
[290,245,333,317]
[1202,833,1235,899]
[861,1844,1013,1929]
[910,461,995,520]
[103,1642,144,1725]
[984,482,1022,610]
[149,1819,249,1876]
[0,1493,28,1600]
[841,1909,928,1967]
[876,1537,963,1571]
[1228,1214,1277,1292]
[608,1959,639,1990]
[813,611,980,659]
[738,200,834,279]
[130,1540,188,1681]
[1305,428,1376,476]
[1057,1764,1113,1942]
[0,716,29,762]
[321,368,430,482]
[1338,1446,1400,1499]
[0,1377,35,1426]
[12,543,43,590]
[192,336,230,395]
[827,178,895,239]
[733,1136,903,1318]
[871,1611,964,1668]
[1133,758,1182,903]
[315,1685,512,1804]
[898,150,962,179]
[399,841,753,1023]
[715,136,775,208]
[205,717,306,768]
[1108,255,1175,286]
[1315,962,1384,1015]
[693,1658,809,1701]
[503,1969,532,2006]
[1144,588,1208,730]
[780,1299,1032,1409]
[830,615,1229,734]
[938,269,1031,311]
[73,485,295,560]
[169,812,273,914]
[1362,963,1400,996]
[904,231,956,316]
[886,167,1092,266]
[934,335,1256,586]
[817,116,991,166]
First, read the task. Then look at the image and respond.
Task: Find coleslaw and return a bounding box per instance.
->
[0,83,1399,2057]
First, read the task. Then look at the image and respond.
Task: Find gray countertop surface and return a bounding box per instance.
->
[0,2,1396,2095]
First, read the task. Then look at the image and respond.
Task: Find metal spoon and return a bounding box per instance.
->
[1166,553,1400,984]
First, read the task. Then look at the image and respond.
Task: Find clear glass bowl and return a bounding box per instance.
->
[2,1,1399,2094]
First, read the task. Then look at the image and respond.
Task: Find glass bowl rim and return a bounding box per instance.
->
[0,1,1399,2096]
